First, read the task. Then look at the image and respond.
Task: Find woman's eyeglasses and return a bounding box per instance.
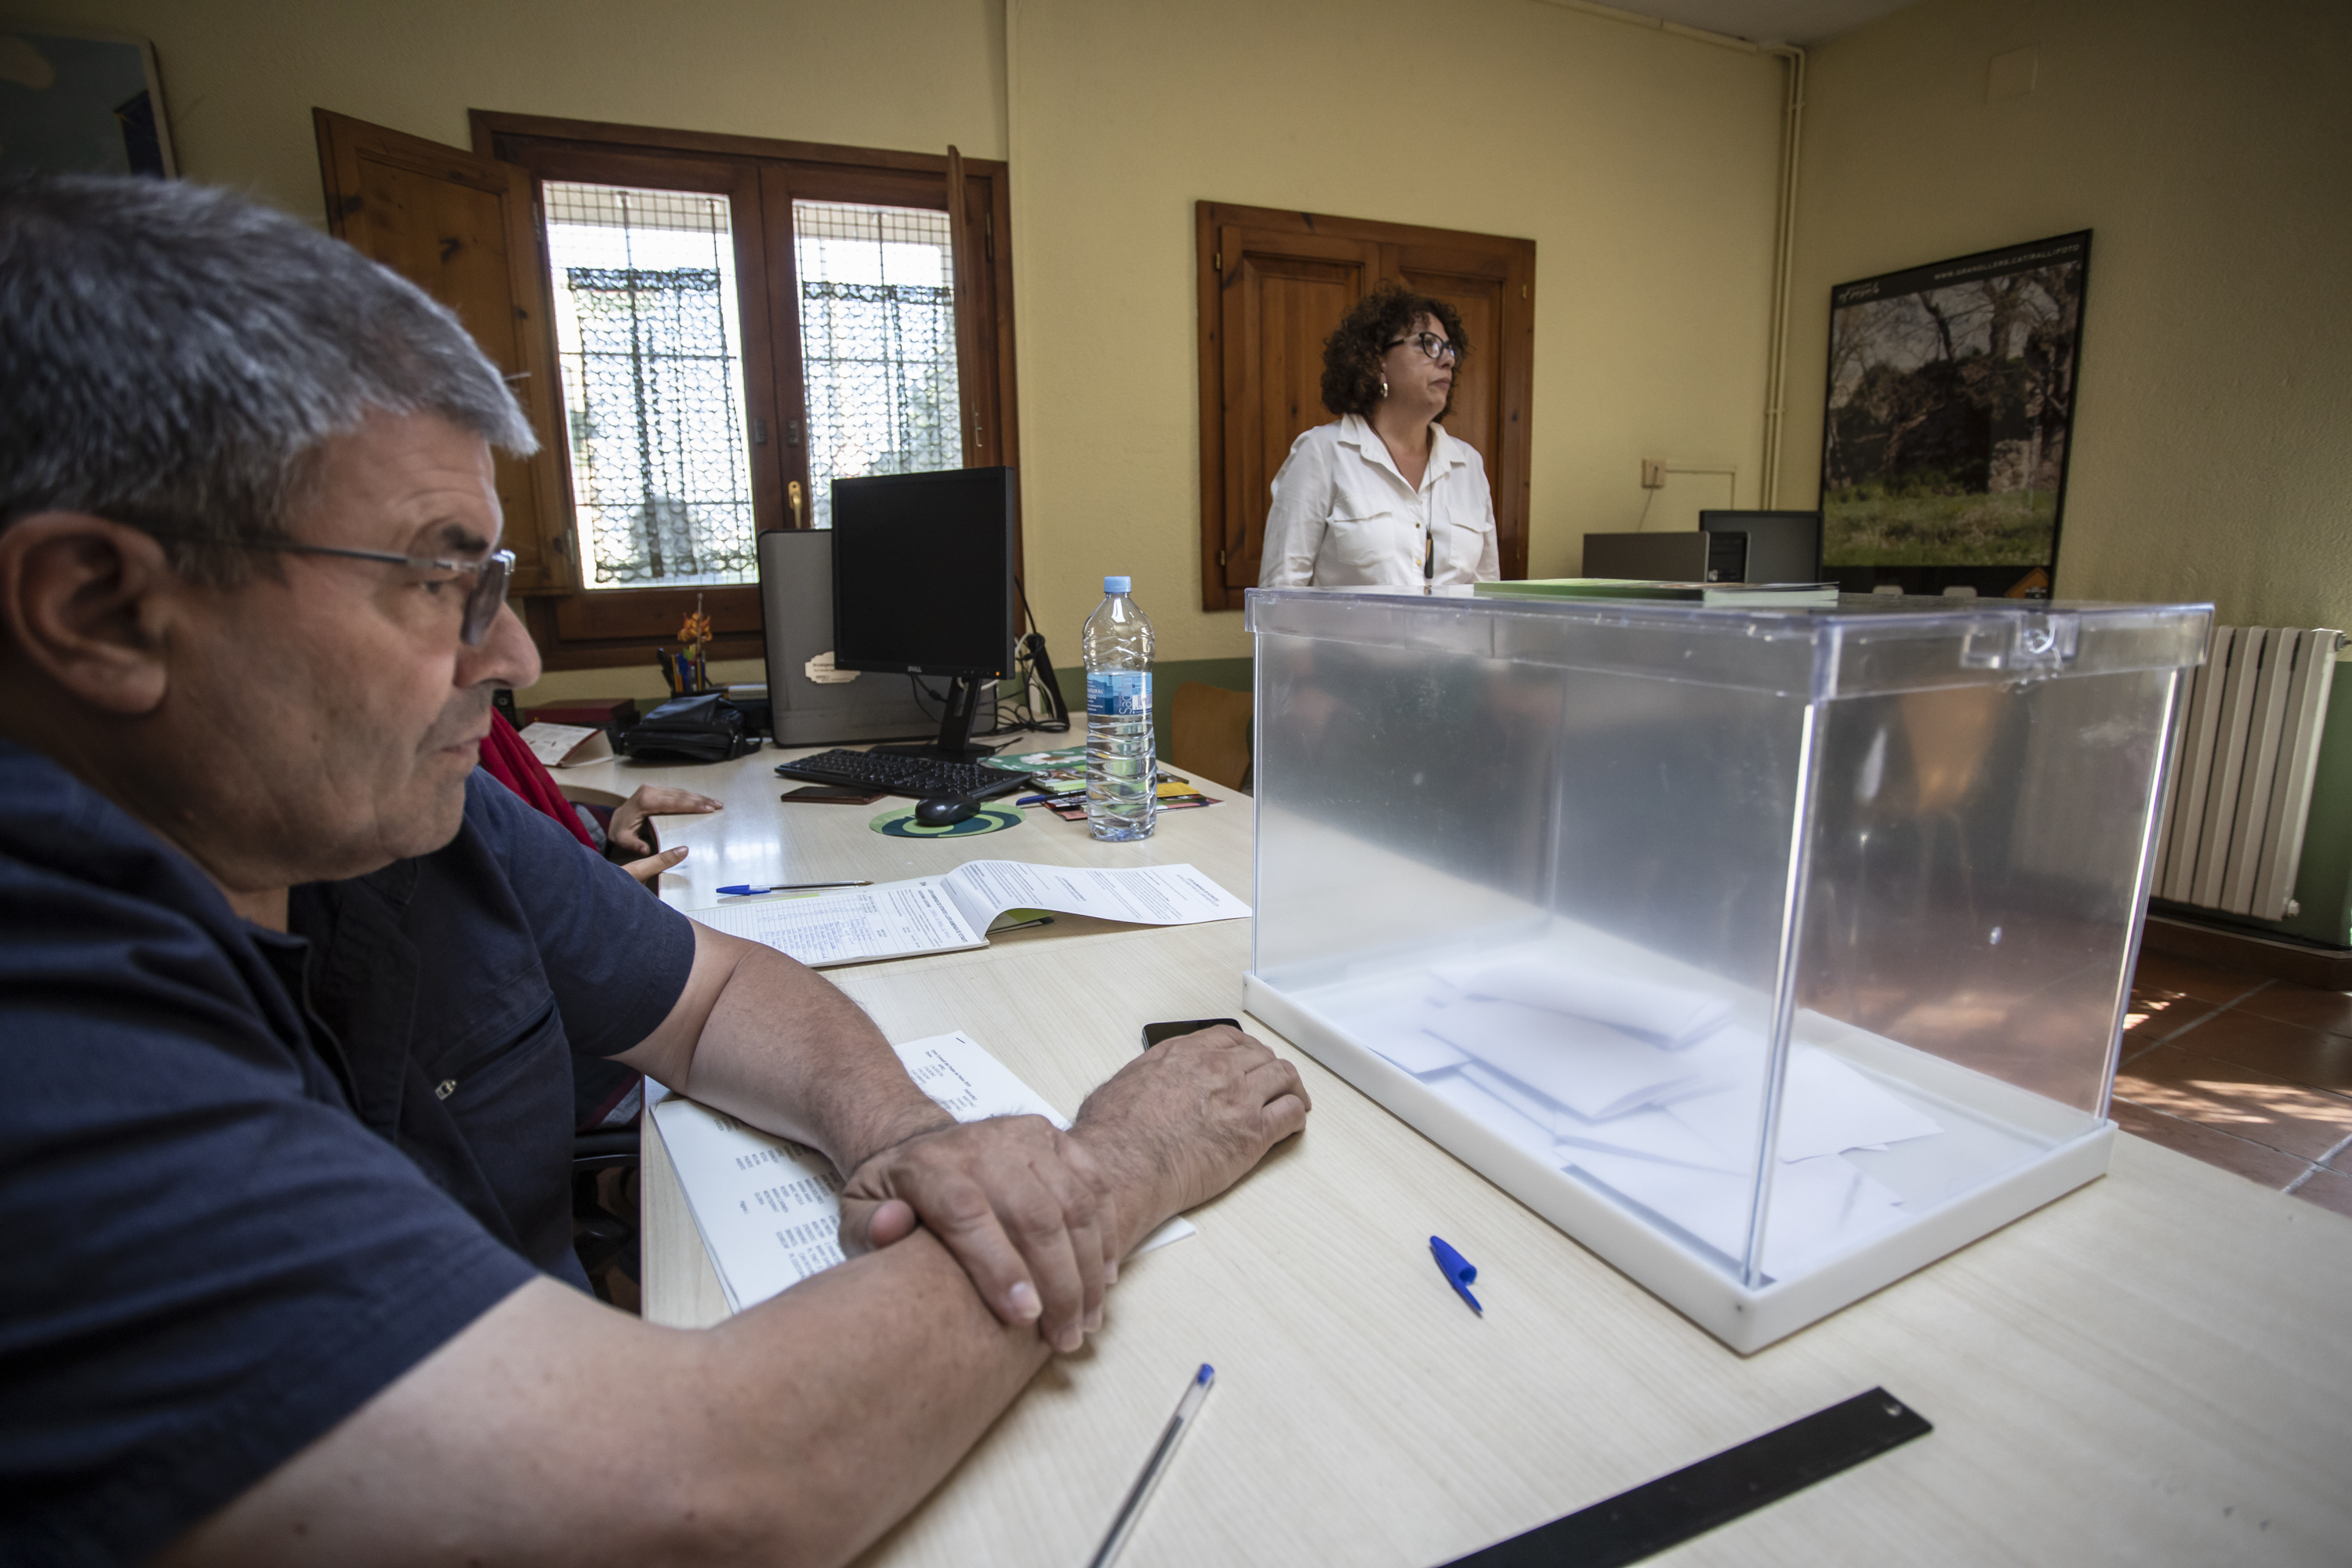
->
[147,532,515,646]
[1385,332,1461,366]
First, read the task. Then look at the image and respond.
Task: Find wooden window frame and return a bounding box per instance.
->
[1194,201,1534,612]
[314,111,574,601]
[470,112,1021,672]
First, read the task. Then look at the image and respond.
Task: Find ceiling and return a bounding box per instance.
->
[1587,0,1922,46]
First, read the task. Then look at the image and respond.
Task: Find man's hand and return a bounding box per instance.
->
[839,1116,1116,1352]
[1071,1024,1310,1254]
[608,785,721,858]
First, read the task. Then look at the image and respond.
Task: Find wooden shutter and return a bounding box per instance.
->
[1196,203,1535,610]
[945,144,985,466]
[1209,224,1379,593]
[1393,240,1534,575]
[313,110,571,592]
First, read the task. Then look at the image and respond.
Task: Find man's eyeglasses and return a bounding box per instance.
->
[150,532,515,646]
[1385,331,1461,366]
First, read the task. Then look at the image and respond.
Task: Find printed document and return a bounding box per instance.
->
[688,860,1250,968]
[653,1030,1196,1314]
[517,720,613,768]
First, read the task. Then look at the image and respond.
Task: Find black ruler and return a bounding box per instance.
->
[1444,1387,1931,1566]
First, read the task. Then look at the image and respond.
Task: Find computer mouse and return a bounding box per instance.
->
[914,795,980,827]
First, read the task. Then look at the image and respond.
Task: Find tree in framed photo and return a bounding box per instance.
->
[1820,232,2089,596]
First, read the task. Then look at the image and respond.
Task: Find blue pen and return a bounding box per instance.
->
[716,880,871,896]
[1429,1235,1483,1315]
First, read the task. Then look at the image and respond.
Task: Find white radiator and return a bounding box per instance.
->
[2153,625,2343,920]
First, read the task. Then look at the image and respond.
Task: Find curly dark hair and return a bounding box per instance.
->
[1319,281,1469,419]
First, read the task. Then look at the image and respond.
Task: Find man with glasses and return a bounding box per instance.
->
[0,175,1308,1566]
[1259,280,1501,590]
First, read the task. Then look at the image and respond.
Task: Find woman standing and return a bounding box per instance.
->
[1258,281,1501,590]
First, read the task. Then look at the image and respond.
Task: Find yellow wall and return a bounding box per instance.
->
[22,0,1787,694]
[1780,0,2352,626]
[1007,0,1785,659]
[35,0,1009,214]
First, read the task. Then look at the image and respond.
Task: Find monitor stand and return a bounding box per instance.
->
[869,675,1003,764]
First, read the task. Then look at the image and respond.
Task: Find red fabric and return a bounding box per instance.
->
[480,710,599,849]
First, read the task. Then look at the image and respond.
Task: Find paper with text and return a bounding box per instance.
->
[690,883,989,967]
[688,862,1249,969]
[934,860,1251,933]
[653,1030,1196,1314]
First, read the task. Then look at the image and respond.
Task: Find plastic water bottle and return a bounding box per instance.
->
[1083,575,1156,840]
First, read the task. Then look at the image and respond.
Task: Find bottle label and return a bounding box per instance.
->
[1087,670,1152,717]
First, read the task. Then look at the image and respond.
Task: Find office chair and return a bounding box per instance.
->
[1168,682,1254,793]
[573,1125,642,1301]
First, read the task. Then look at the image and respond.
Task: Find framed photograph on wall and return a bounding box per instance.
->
[0,27,176,180]
[1818,231,2089,597]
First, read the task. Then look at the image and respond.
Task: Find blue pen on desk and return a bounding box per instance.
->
[1430,1235,1483,1315]
[1086,1363,1214,1568]
[716,880,871,896]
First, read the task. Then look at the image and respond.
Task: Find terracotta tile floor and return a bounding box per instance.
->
[2118,950,2352,1218]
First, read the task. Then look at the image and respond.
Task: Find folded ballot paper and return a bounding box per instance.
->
[652,1031,1196,1315]
[1309,951,1947,1279]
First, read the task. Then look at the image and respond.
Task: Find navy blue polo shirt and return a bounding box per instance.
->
[0,742,696,1565]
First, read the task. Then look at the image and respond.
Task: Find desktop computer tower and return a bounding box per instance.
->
[1581,530,1748,583]
[1699,510,1823,584]
[756,529,988,746]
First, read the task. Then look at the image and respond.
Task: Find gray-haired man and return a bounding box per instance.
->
[0,175,1308,1566]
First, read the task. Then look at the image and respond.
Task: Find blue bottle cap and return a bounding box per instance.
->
[1104,575,1131,593]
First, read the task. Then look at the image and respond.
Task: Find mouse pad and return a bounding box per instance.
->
[869,805,1023,839]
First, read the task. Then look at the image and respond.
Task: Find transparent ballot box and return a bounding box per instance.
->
[1242,587,2209,1351]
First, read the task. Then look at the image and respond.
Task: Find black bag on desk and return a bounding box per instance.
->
[615,694,759,763]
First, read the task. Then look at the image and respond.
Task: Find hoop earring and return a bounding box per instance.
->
[1379,377,1390,399]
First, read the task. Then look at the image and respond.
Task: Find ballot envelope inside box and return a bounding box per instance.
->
[1240,585,2210,1352]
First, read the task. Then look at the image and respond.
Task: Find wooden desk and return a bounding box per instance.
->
[577,746,2352,1566]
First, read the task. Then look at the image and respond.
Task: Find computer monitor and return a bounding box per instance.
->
[1697,510,1823,584]
[830,466,1018,762]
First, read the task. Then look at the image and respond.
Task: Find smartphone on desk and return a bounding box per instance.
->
[1140,1018,1241,1051]
[779,784,884,804]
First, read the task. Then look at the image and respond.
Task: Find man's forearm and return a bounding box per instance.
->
[159,1027,1301,1568]
[159,1227,1056,1568]
[623,931,952,1173]
[665,1228,1055,1564]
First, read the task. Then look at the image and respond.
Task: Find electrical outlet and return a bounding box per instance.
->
[1640,459,1667,489]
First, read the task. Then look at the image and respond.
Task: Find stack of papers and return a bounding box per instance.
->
[690,860,1250,968]
[654,1031,1196,1314]
[1309,952,1946,1279]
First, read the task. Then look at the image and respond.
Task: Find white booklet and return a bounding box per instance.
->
[652,1030,1196,1314]
[687,859,1251,968]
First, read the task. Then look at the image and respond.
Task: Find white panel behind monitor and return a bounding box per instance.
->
[757,530,990,746]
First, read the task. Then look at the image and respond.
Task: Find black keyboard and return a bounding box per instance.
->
[773,748,1033,801]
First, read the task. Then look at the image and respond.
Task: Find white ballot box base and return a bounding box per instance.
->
[1245,971,2114,1354]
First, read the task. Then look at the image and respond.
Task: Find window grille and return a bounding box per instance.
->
[544,182,758,589]
[793,201,963,528]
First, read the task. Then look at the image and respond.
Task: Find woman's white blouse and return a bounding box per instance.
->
[1258,413,1501,590]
